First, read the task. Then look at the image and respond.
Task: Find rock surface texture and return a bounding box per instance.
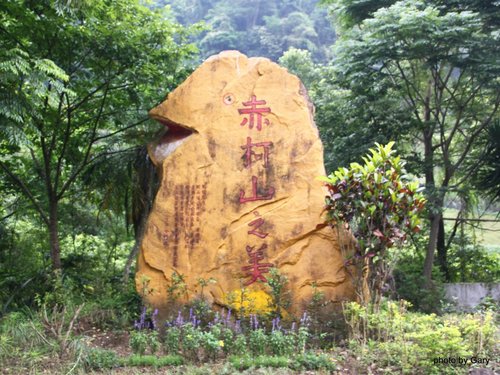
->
[136,51,354,315]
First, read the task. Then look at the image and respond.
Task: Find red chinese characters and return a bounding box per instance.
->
[248,211,268,239]
[238,95,271,131]
[242,245,274,286]
[241,137,272,169]
[239,176,275,203]
[236,95,275,285]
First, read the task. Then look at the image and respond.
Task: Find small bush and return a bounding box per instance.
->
[83,348,120,370]
[181,323,204,361]
[268,330,294,356]
[343,300,498,374]
[232,334,247,355]
[248,328,267,355]
[292,352,337,371]
[394,252,445,313]
[164,326,181,354]
[129,330,149,355]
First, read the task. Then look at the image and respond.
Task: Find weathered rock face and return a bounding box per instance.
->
[136,51,354,316]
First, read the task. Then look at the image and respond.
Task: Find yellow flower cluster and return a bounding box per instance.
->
[224,289,273,315]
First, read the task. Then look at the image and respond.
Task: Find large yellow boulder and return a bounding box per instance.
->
[136,51,354,316]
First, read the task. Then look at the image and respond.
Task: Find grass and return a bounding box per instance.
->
[443,208,500,253]
[228,353,336,371]
[124,354,184,367]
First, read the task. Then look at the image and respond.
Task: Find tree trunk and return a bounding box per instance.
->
[423,210,441,284]
[422,80,440,287]
[436,218,448,280]
[49,199,62,270]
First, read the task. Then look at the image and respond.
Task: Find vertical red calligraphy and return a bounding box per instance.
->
[239,176,275,203]
[241,137,272,169]
[247,211,268,238]
[241,244,274,285]
[238,95,271,131]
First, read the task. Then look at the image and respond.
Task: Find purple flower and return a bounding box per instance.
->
[175,310,184,327]
[134,306,148,330]
[275,317,282,331]
[151,308,159,330]
[251,314,259,330]
[300,312,310,326]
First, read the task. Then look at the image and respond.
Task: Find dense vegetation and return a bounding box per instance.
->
[0,0,498,373]
[160,0,336,62]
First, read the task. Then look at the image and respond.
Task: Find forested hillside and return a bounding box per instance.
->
[159,0,336,62]
[0,0,499,373]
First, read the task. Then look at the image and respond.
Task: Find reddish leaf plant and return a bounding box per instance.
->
[321,142,426,305]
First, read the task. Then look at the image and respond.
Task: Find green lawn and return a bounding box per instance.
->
[444,209,500,253]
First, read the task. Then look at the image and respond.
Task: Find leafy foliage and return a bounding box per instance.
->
[343,300,497,374]
[0,0,198,298]
[321,0,500,284]
[323,142,425,256]
[161,0,336,62]
[322,143,426,302]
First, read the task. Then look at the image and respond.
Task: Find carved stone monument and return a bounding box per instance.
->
[136,51,353,315]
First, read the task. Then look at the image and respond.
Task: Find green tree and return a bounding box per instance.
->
[0,0,197,271]
[469,120,500,204]
[322,142,425,304]
[278,48,320,90]
[164,0,336,62]
[322,0,499,285]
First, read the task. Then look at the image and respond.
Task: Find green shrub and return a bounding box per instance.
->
[181,323,204,361]
[322,142,426,304]
[290,324,311,353]
[83,348,120,370]
[164,326,181,354]
[129,330,148,355]
[0,311,46,350]
[343,300,498,374]
[148,331,161,354]
[291,352,337,371]
[447,243,500,283]
[219,326,234,355]
[201,330,221,360]
[266,268,291,317]
[268,330,294,356]
[129,329,160,356]
[231,334,247,355]
[394,251,445,313]
[0,333,12,361]
[248,328,266,355]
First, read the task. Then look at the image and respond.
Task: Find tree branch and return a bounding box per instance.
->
[450,93,500,181]
[93,117,149,142]
[54,92,73,192]
[57,83,110,200]
[0,162,49,225]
